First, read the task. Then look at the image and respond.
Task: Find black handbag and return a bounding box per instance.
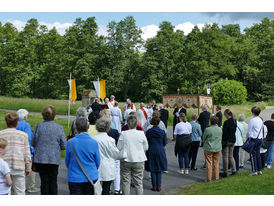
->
[242,125,263,153]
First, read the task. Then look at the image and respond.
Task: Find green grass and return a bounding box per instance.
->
[0,111,71,158]
[0,96,82,115]
[177,168,274,195]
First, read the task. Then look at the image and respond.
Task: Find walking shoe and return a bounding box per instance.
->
[258,171,263,175]
[219,172,228,178]
[177,169,184,174]
[248,172,258,176]
[230,172,237,176]
[27,187,40,193]
[185,169,189,175]
[191,168,198,171]
[163,171,168,173]
[267,165,272,169]
[114,190,122,195]
[151,187,157,192]
[156,186,161,192]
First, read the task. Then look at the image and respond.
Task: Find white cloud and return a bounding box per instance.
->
[97,25,108,37]
[174,22,195,35]
[39,22,73,35]
[9,20,26,31]
[141,24,160,41]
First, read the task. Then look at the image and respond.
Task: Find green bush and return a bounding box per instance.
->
[212,79,247,105]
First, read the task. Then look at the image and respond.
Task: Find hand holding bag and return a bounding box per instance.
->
[242,125,263,153]
[69,139,102,195]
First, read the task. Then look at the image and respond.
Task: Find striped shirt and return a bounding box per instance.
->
[0,128,31,173]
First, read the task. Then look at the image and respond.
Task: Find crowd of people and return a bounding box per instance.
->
[0,95,273,195]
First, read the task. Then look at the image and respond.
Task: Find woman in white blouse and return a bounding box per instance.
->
[174,113,192,175]
[92,116,120,195]
[117,114,148,195]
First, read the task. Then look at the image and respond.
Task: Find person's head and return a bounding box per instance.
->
[232,113,237,121]
[114,102,119,107]
[126,98,131,104]
[76,107,87,118]
[179,113,187,123]
[159,104,164,110]
[216,105,221,111]
[5,113,19,128]
[96,116,111,133]
[251,106,261,116]
[224,109,233,119]
[238,114,245,122]
[271,113,274,121]
[16,109,29,121]
[105,98,109,103]
[127,115,137,129]
[99,109,112,120]
[152,99,156,104]
[191,114,198,121]
[127,104,131,109]
[150,112,160,126]
[140,102,145,108]
[95,98,99,103]
[0,138,8,156]
[110,95,115,101]
[75,117,89,133]
[88,112,100,125]
[42,105,56,121]
[201,105,208,112]
[210,116,219,126]
[129,111,137,116]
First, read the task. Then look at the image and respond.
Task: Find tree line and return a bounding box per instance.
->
[0,16,273,103]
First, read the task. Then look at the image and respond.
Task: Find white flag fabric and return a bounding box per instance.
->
[93,81,100,98]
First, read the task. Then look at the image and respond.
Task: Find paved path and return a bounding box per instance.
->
[1,106,271,195]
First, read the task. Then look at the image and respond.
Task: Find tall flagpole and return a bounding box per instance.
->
[68,73,71,128]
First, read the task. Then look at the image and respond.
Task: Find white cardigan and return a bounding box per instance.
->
[91,132,120,181]
[117,129,148,163]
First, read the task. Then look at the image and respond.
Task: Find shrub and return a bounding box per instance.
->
[211,79,247,105]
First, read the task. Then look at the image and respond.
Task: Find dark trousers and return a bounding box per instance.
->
[36,163,59,195]
[69,182,94,195]
[178,145,191,169]
[250,139,262,172]
[189,141,200,169]
[151,172,161,188]
[102,181,112,195]
[261,152,266,169]
[233,146,240,171]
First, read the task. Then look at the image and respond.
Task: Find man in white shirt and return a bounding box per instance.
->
[123,99,136,112]
[136,103,148,127]
[105,98,113,110]
[246,106,264,176]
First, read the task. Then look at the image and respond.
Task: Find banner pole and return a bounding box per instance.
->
[68,73,71,128]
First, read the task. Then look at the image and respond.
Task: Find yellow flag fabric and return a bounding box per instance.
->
[99,80,106,100]
[70,79,77,102]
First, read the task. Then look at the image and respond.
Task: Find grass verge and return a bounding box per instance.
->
[177,168,274,195]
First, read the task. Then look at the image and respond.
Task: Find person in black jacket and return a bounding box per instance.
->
[220,109,237,178]
[159,104,169,128]
[172,106,187,141]
[216,105,223,127]
[198,105,211,134]
[265,113,274,169]
[91,98,102,114]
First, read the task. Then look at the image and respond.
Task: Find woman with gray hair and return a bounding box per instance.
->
[91,116,120,195]
[70,107,88,138]
[117,115,148,195]
[238,114,248,168]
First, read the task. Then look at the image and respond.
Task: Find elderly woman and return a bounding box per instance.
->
[202,116,223,181]
[174,113,192,175]
[117,115,148,195]
[31,105,66,195]
[92,116,120,195]
[65,117,101,195]
[238,114,249,168]
[145,114,167,192]
[70,107,88,138]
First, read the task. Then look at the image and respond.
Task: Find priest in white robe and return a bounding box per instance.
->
[136,103,148,127]
[110,102,122,133]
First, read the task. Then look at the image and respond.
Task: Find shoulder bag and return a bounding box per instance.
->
[242,125,263,153]
[69,139,102,195]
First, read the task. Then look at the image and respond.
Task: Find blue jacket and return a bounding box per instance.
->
[190,121,202,142]
[17,120,34,157]
[65,132,101,183]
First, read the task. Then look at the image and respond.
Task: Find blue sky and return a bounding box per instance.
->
[0,12,273,40]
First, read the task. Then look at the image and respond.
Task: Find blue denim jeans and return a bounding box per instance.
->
[266,141,274,166]
[151,172,161,188]
[250,138,262,172]
[178,145,191,169]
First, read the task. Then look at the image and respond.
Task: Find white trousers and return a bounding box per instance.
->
[239,147,247,166]
[113,160,120,192]
[10,173,25,195]
[26,170,36,191]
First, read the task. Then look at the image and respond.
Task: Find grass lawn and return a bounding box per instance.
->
[0,111,71,158]
[177,168,274,195]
